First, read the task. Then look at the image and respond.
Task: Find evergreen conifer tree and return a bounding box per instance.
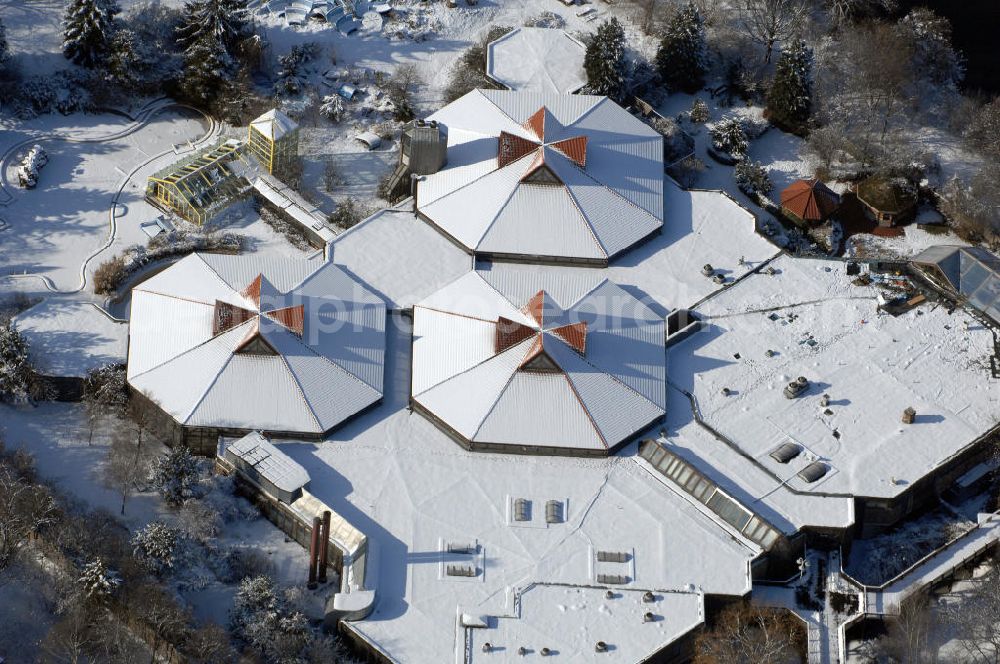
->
[583,18,628,102]
[766,38,813,132]
[63,0,119,68]
[178,34,232,109]
[656,1,708,93]
[177,0,250,55]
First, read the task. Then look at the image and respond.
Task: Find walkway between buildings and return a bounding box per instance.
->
[859,513,1000,616]
[250,171,338,245]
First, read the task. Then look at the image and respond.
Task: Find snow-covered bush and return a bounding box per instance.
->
[13,70,94,118]
[219,548,276,584]
[668,155,706,189]
[78,557,121,601]
[94,230,244,294]
[690,98,709,124]
[329,198,372,230]
[319,94,345,123]
[131,522,182,576]
[710,116,750,160]
[734,161,773,199]
[149,447,199,507]
[649,116,695,164]
[16,145,48,189]
[230,575,323,663]
[524,11,565,29]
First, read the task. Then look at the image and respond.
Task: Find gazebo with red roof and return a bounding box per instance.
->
[780,179,841,226]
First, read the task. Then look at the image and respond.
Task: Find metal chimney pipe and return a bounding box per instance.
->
[318,510,332,583]
[308,515,321,589]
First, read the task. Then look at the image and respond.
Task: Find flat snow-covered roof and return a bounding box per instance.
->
[486,27,587,95]
[672,255,1000,500]
[467,585,704,662]
[278,384,756,663]
[327,207,472,309]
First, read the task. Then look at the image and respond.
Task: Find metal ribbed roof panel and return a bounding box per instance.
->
[199,253,317,293]
[553,153,662,258]
[188,352,321,432]
[127,290,216,379]
[411,307,497,395]
[550,340,664,443]
[474,371,604,449]
[477,180,606,259]
[413,340,528,438]
[130,322,247,423]
[265,325,382,431]
[479,90,601,126]
[419,153,532,249]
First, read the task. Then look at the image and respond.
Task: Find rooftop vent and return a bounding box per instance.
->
[545,500,563,524]
[596,550,629,563]
[642,591,656,603]
[446,564,476,577]
[770,442,802,464]
[447,542,476,554]
[902,407,916,424]
[643,612,655,622]
[597,573,629,585]
[595,641,608,652]
[513,498,531,522]
[798,461,829,483]
[702,264,714,276]
[784,376,809,399]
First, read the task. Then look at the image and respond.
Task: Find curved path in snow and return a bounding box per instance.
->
[0,98,219,294]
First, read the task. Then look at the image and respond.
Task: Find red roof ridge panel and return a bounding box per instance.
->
[242,274,263,308]
[265,304,305,337]
[550,135,587,168]
[496,316,537,353]
[213,300,258,336]
[498,131,540,168]
[551,321,587,354]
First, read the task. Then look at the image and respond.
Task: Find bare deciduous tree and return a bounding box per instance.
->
[103,404,159,516]
[41,604,99,664]
[827,0,896,27]
[694,602,803,664]
[0,464,56,575]
[941,563,1000,663]
[738,0,808,63]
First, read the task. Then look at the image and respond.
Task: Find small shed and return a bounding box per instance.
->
[779,179,840,226]
[223,431,311,504]
[856,176,917,227]
[355,131,382,151]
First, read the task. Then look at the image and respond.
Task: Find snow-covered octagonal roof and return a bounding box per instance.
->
[127,253,386,436]
[411,270,667,454]
[486,27,587,95]
[418,90,664,265]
